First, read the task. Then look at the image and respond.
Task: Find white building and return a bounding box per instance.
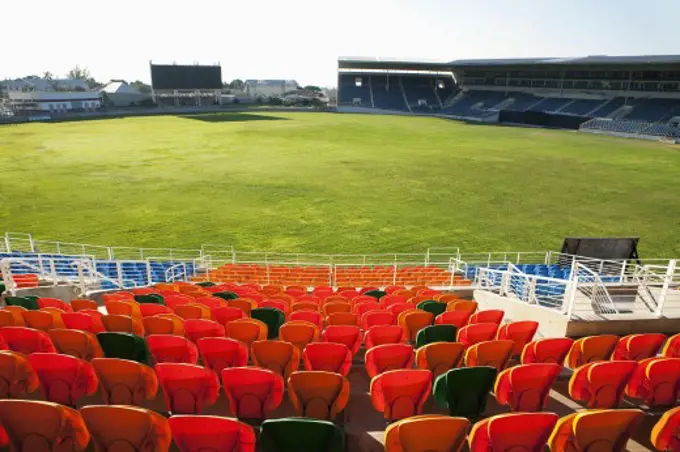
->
[243,80,299,99]
[7,91,101,113]
[100,81,150,107]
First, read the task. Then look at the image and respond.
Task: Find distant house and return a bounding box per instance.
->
[2,76,100,113]
[1,77,89,92]
[100,81,150,107]
[244,80,299,99]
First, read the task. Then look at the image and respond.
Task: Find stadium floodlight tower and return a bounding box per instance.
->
[150,61,223,108]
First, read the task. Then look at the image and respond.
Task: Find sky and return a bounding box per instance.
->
[3,0,680,87]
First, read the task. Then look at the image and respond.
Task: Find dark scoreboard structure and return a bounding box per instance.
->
[150,64,222,90]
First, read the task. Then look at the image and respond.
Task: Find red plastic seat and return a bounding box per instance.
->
[380,295,408,309]
[0,326,56,354]
[147,334,199,364]
[612,333,666,361]
[651,406,680,452]
[496,321,539,356]
[365,325,407,350]
[27,353,98,406]
[495,363,561,412]
[0,351,40,398]
[289,310,324,330]
[169,415,256,452]
[388,303,415,316]
[321,325,362,355]
[194,296,228,311]
[354,302,382,319]
[303,342,352,376]
[184,319,225,343]
[212,306,245,325]
[37,297,73,312]
[155,363,220,414]
[370,369,433,422]
[139,303,174,317]
[663,333,680,358]
[565,334,619,369]
[365,343,415,379]
[468,309,504,325]
[521,338,574,366]
[62,311,106,334]
[260,300,290,317]
[457,323,499,348]
[70,299,98,312]
[569,360,638,409]
[469,412,558,452]
[361,310,396,330]
[221,367,284,420]
[91,358,158,406]
[626,357,680,407]
[197,337,248,374]
[434,310,471,328]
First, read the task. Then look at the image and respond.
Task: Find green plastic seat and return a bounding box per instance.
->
[214,291,239,301]
[364,290,387,300]
[96,332,150,365]
[251,308,286,340]
[0,283,5,296]
[433,366,497,419]
[416,300,447,317]
[4,296,39,310]
[133,294,165,305]
[415,325,457,348]
[260,418,345,452]
[196,281,215,287]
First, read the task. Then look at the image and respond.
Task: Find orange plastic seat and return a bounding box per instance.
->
[447,300,478,316]
[494,363,561,412]
[521,337,574,366]
[663,333,680,358]
[169,415,256,452]
[212,306,245,325]
[496,321,538,356]
[143,315,178,336]
[469,412,558,452]
[0,400,90,451]
[184,319,225,343]
[225,318,268,347]
[0,351,39,398]
[21,309,64,331]
[565,334,619,368]
[651,406,680,452]
[0,307,27,327]
[361,310,396,330]
[469,309,504,325]
[175,303,211,320]
[62,311,106,334]
[105,300,142,320]
[221,367,284,420]
[384,414,470,452]
[626,357,680,407]
[147,334,199,364]
[156,314,186,336]
[612,333,666,361]
[155,363,220,414]
[365,343,415,379]
[48,328,103,360]
[365,325,407,349]
[289,310,324,330]
[139,303,174,318]
[28,353,98,406]
[288,371,350,420]
[464,340,514,371]
[457,323,499,348]
[321,325,362,355]
[303,342,352,376]
[70,299,98,312]
[81,405,172,452]
[398,310,434,342]
[91,357,158,405]
[102,314,145,336]
[251,340,300,378]
[415,342,464,378]
[569,360,638,408]
[325,312,357,326]
[322,302,352,317]
[291,302,319,313]
[370,369,433,422]
[0,326,56,354]
[0,309,19,328]
[548,409,643,452]
[279,320,319,352]
[434,310,471,328]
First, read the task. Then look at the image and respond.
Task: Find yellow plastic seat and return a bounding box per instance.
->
[464,340,514,371]
[251,340,300,378]
[224,318,268,347]
[385,414,470,452]
[548,409,644,452]
[288,371,350,421]
[279,320,320,352]
[48,328,104,360]
[415,342,464,378]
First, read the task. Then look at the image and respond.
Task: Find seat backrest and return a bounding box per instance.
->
[569,360,638,409]
[385,414,470,452]
[139,303,174,318]
[21,310,57,331]
[0,307,27,327]
[464,340,514,371]
[470,412,558,452]
[105,300,142,320]
[566,334,619,368]
[521,337,574,365]
[321,325,362,355]
[303,342,352,376]
[62,312,102,334]
[289,310,323,329]
[388,303,416,316]
[0,326,56,354]
[102,314,145,337]
[612,333,666,361]
[288,371,350,420]
[433,366,497,418]
[627,357,680,407]
[184,319,225,343]
[468,309,504,325]
[197,337,248,374]
[447,300,478,316]
[365,343,415,379]
[494,363,561,412]
[435,310,471,328]
[398,310,435,342]
[260,418,344,452]
[155,363,220,414]
[96,332,150,365]
[322,302,351,317]
[81,405,172,452]
[662,333,680,358]
[496,320,539,355]
[415,342,465,378]
[221,367,284,420]
[225,318,268,347]
[415,325,457,348]
[169,415,256,452]
[370,369,433,422]
[156,314,186,336]
[380,295,408,309]
[37,298,72,312]
[650,406,680,452]
[251,340,300,378]
[48,328,103,360]
[0,400,90,452]
[549,409,643,452]
[279,321,319,352]
[91,358,158,405]
[174,303,211,320]
[143,316,177,336]
[251,308,286,339]
[70,299,98,312]
[0,351,39,398]
[361,310,396,330]
[457,323,499,348]
[147,334,199,364]
[325,312,357,327]
[364,325,406,350]
[416,301,447,318]
[212,306,245,326]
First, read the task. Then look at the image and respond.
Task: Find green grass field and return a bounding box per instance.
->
[1,112,679,257]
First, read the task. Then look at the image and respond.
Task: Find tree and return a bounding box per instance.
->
[67,65,91,80]
[229,79,245,91]
[303,85,322,92]
[130,80,151,94]
[43,71,53,80]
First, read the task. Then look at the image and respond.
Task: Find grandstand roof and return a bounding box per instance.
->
[100,81,142,95]
[244,80,298,87]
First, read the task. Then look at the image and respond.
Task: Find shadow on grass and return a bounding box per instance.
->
[177,113,289,123]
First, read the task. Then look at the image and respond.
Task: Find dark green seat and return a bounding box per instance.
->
[433,366,497,419]
[260,418,344,452]
[0,283,5,296]
[251,307,285,340]
[96,332,150,365]
[196,281,215,287]
[214,291,239,301]
[364,289,386,300]
[4,296,39,310]
[133,294,165,305]
[416,300,447,317]
[415,325,457,348]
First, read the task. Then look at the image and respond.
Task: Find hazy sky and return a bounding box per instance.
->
[4,0,680,87]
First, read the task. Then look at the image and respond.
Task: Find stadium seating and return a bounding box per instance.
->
[415,324,457,348]
[0,326,56,354]
[260,418,344,452]
[197,337,248,373]
[251,340,300,377]
[169,415,256,452]
[0,350,40,398]
[568,360,638,409]
[28,353,98,406]
[464,340,514,371]
[91,357,158,405]
[415,342,464,378]
[288,370,350,420]
[221,367,284,420]
[155,363,220,414]
[321,325,362,355]
[370,369,433,421]
[611,333,666,361]
[651,406,680,452]
[521,337,574,365]
[663,333,680,358]
[626,357,680,407]
[548,409,643,452]
[469,412,558,452]
[97,332,150,364]
[494,363,561,412]
[565,334,618,368]
[371,76,409,111]
[303,342,352,376]
[147,334,199,364]
[384,415,470,452]
[457,323,499,348]
[433,367,497,418]
[365,343,415,378]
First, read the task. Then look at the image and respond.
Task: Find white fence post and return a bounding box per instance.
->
[146,262,153,286]
[565,278,578,317]
[655,259,676,317]
[529,277,537,304]
[619,260,627,284]
[116,262,124,289]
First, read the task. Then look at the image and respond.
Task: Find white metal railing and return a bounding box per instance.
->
[478,267,571,310]
[567,262,618,315]
[165,263,189,283]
